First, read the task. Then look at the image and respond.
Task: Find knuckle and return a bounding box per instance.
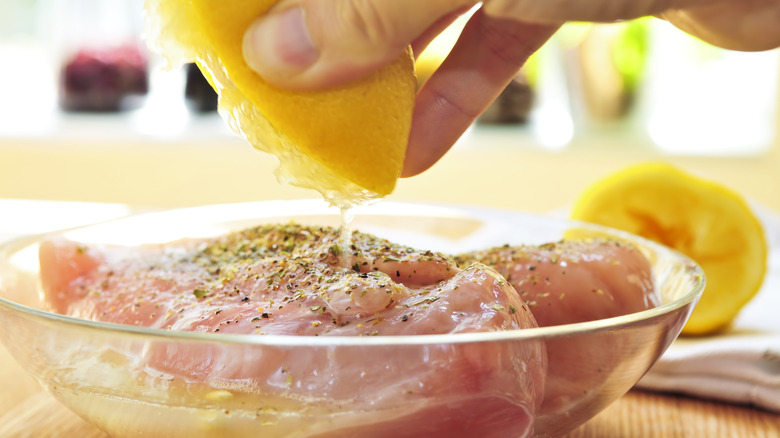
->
[483,0,664,22]
[482,0,536,20]
[342,0,399,51]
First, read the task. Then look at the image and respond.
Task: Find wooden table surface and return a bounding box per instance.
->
[1,343,777,438]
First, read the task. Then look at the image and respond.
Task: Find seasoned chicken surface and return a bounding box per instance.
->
[39,223,546,438]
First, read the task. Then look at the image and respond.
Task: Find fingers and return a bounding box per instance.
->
[662,0,780,51]
[410,7,475,59]
[402,10,559,177]
[243,0,476,90]
[481,0,717,23]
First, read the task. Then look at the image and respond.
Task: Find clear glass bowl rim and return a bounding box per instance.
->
[0,201,705,348]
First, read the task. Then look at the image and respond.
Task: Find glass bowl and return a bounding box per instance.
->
[0,200,703,437]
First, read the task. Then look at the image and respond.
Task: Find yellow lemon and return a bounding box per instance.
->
[144,0,416,206]
[570,162,768,335]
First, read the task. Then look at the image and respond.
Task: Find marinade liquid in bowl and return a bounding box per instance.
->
[0,201,704,437]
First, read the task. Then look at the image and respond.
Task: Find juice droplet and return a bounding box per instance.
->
[338,207,355,269]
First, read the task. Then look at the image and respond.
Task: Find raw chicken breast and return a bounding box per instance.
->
[39,223,545,438]
[456,238,659,431]
[454,238,659,327]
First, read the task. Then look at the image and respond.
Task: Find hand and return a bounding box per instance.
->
[243,0,780,177]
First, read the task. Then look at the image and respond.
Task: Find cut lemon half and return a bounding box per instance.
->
[144,0,416,207]
[570,162,768,335]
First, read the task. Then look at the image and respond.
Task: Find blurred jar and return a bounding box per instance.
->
[477,72,535,125]
[184,63,218,113]
[560,20,650,125]
[49,0,148,112]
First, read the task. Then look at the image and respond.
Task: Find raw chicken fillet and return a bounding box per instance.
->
[39,223,547,438]
[38,223,658,437]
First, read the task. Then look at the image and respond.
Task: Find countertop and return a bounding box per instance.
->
[1,124,779,214]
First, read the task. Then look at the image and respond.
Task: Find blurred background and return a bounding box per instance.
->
[1,0,778,213]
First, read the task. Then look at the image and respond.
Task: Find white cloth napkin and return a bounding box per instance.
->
[636,206,780,412]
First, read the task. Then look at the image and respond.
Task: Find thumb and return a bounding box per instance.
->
[243,0,475,90]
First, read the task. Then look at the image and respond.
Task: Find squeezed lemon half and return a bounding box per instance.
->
[144,0,416,207]
[571,162,768,335]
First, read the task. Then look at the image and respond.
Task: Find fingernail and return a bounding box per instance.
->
[243,7,318,78]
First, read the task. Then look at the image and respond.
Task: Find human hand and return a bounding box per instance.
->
[481,0,780,53]
[243,0,780,177]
